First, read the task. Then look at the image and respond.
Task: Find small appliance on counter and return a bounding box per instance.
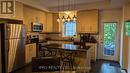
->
[80,34,90,42]
[79,33,97,43]
[31,22,43,32]
[26,34,39,44]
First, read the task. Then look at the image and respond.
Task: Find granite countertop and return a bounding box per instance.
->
[46,38,97,43]
[47,38,73,42]
[26,42,36,45]
[42,43,91,52]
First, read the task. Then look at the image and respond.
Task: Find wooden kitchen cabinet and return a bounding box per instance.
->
[53,13,59,32]
[76,49,91,73]
[77,10,98,33]
[86,43,97,61]
[25,43,36,64]
[45,13,53,32]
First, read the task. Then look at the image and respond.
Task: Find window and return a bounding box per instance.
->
[104,22,117,56]
[64,21,76,37]
[125,21,130,36]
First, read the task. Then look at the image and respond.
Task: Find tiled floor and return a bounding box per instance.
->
[12,59,121,73]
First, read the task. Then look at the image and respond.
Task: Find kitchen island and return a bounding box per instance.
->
[40,43,91,73]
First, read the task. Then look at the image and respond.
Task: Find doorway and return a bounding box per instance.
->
[103,22,117,61]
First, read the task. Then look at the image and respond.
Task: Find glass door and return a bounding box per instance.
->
[103,22,117,60]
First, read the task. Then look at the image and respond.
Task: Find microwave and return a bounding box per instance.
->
[32,22,43,32]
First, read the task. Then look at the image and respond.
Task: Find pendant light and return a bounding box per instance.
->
[62,0,66,22]
[67,15,71,21]
[57,0,60,22]
[73,15,76,21]
[56,0,76,22]
[62,16,65,22]
[67,0,71,21]
[57,16,60,22]
[62,16,66,22]
[73,0,77,21]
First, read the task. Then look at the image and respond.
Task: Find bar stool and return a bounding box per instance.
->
[40,46,58,57]
[44,48,58,57]
[60,50,77,71]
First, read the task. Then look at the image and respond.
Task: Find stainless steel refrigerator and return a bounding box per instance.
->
[0,19,26,73]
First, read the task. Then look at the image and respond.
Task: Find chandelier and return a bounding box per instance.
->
[57,0,77,22]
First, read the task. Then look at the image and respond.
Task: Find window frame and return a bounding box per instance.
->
[62,21,77,37]
[125,20,130,36]
[103,22,117,57]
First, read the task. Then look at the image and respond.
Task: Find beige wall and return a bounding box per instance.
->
[98,8,122,61]
[15,2,24,20]
[122,3,130,72]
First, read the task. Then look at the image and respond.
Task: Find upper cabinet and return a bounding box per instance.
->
[46,13,53,32]
[23,5,46,32]
[77,10,98,33]
[52,13,59,32]
[23,5,53,33]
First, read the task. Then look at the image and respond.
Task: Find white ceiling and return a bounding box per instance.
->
[17,0,127,12]
[35,0,104,8]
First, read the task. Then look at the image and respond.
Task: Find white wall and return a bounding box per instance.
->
[98,8,122,61]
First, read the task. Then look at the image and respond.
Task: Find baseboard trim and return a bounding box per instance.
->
[122,69,127,73]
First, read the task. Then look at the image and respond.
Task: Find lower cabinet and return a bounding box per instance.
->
[86,43,97,61]
[25,43,36,64]
[75,49,91,73]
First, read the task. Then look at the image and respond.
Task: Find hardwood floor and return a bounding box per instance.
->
[11,59,121,73]
[90,59,121,73]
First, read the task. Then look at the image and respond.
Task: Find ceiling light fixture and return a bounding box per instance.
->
[73,0,77,21]
[67,0,71,21]
[62,0,66,22]
[62,16,65,22]
[73,14,76,21]
[57,0,77,22]
[57,0,60,22]
[67,15,71,21]
[57,16,60,22]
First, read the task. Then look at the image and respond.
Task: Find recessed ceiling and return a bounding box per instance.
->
[17,0,126,12]
[34,0,104,8]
